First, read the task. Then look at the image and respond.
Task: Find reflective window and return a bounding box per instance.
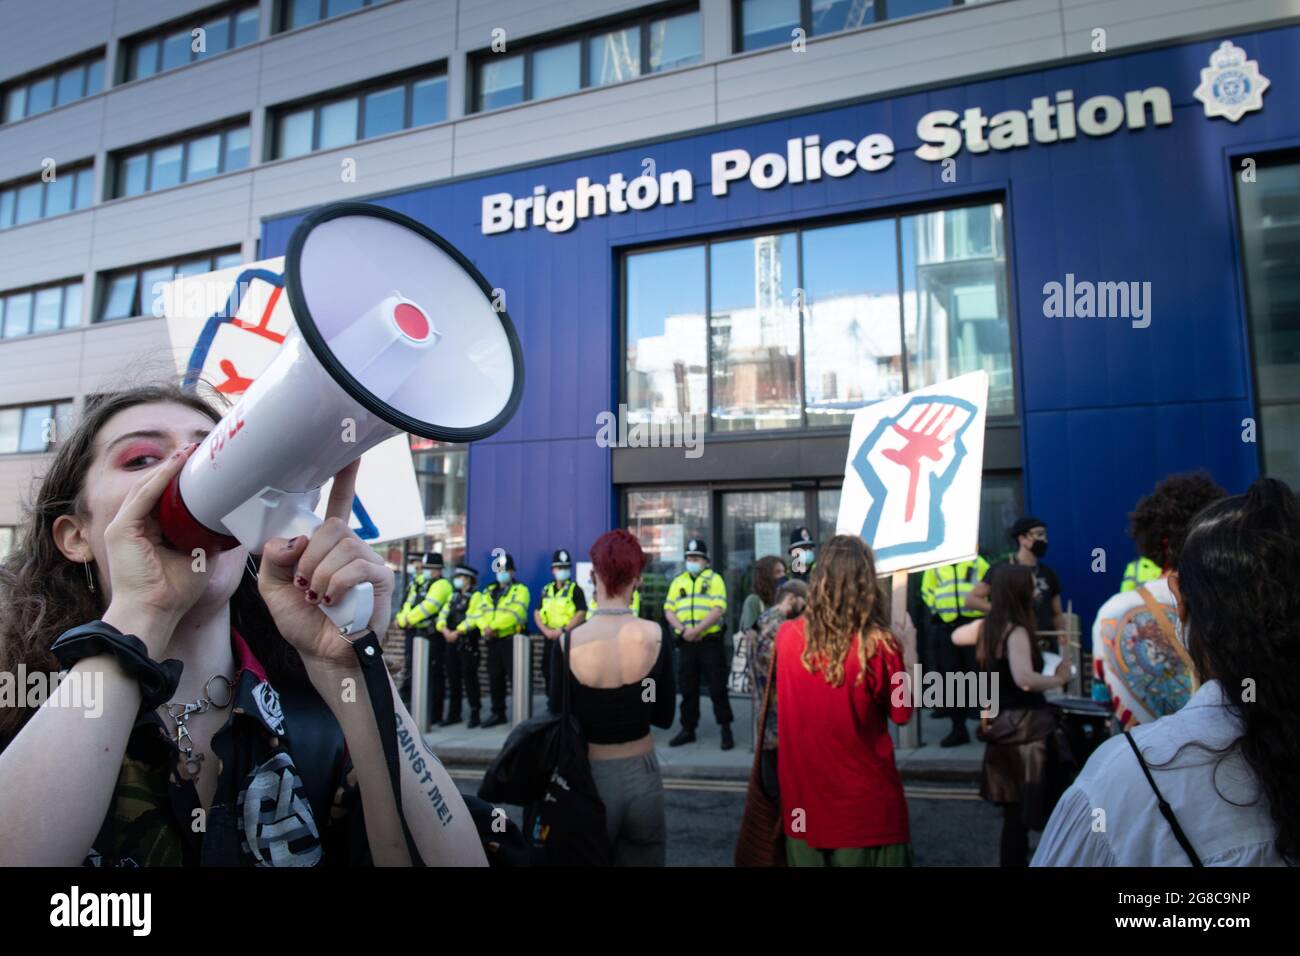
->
[739,0,800,50]
[625,488,710,622]
[589,27,640,86]
[223,127,250,170]
[278,110,314,157]
[649,11,701,71]
[56,66,85,105]
[811,0,877,35]
[161,31,191,71]
[100,275,139,321]
[75,169,94,208]
[1236,153,1300,488]
[362,85,405,139]
[281,0,386,32]
[0,165,95,229]
[31,289,62,333]
[478,56,524,111]
[62,283,83,327]
[709,234,801,431]
[740,0,959,50]
[1,55,104,122]
[125,6,259,79]
[110,124,248,198]
[120,153,149,196]
[86,60,104,95]
[0,411,19,454]
[625,245,707,425]
[203,17,232,55]
[44,175,74,216]
[133,40,160,78]
[3,293,32,337]
[234,8,259,45]
[4,87,26,123]
[186,133,222,180]
[720,490,805,631]
[410,77,446,126]
[15,183,42,224]
[531,42,581,100]
[97,250,241,322]
[0,281,83,339]
[318,98,358,149]
[0,402,73,454]
[151,144,184,190]
[0,190,12,227]
[273,71,446,158]
[26,77,54,114]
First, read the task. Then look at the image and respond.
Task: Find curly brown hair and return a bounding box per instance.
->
[801,534,893,687]
[1128,470,1227,568]
[751,554,785,606]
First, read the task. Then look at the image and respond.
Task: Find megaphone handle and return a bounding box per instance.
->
[289,511,374,636]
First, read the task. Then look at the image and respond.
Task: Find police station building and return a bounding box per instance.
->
[2,0,1296,636]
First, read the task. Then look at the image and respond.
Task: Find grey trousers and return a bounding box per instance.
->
[589,751,667,866]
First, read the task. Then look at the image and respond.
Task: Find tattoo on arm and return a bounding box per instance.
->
[394,714,453,826]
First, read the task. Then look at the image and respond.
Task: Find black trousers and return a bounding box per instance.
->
[456,630,482,715]
[677,633,733,730]
[542,637,561,715]
[486,634,513,717]
[1001,803,1030,867]
[928,617,980,728]
[429,630,461,722]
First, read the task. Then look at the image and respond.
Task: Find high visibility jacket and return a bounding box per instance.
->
[666,569,726,636]
[920,558,990,623]
[437,588,475,631]
[475,581,530,637]
[455,591,488,634]
[401,575,452,629]
[539,581,582,629]
[591,589,640,617]
[1121,557,1162,592]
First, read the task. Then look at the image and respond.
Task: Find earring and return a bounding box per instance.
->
[83,560,95,594]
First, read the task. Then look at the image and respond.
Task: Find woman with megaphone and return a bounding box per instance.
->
[0,383,487,866]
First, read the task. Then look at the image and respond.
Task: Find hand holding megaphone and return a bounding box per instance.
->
[256,459,393,663]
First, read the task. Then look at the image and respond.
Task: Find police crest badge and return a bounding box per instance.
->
[1193,41,1269,123]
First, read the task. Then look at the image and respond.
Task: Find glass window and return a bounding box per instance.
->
[889,0,955,18]
[625,246,707,425]
[362,85,404,139]
[62,282,83,327]
[477,56,524,111]
[223,127,250,170]
[1237,154,1300,488]
[802,219,903,425]
[53,401,76,446]
[327,0,365,15]
[289,0,322,29]
[0,527,14,559]
[720,490,806,631]
[186,133,221,180]
[234,8,259,46]
[0,190,12,227]
[978,473,1022,559]
[32,288,61,333]
[100,274,138,321]
[175,258,212,277]
[215,251,243,270]
[202,17,231,55]
[151,143,183,189]
[902,204,1013,415]
[132,40,159,79]
[86,60,104,95]
[4,86,26,122]
[625,488,710,622]
[531,42,581,99]
[140,265,175,315]
[410,76,445,126]
[709,234,801,431]
[19,406,50,452]
[26,77,54,114]
[74,168,94,208]
[161,30,192,71]
[119,153,148,196]
[278,109,314,157]
[4,292,32,336]
[588,28,639,86]
[44,174,73,216]
[15,182,42,224]
[56,66,85,105]
[318,98,358,149]
[811,0,876,35]
[817,486,841,541]
[0,410,20,454]
[649,11,701,72]
[740,0,801,50]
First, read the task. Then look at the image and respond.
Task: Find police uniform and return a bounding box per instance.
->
[788,527,816,582]
[666,539,733,748]
[1121,556,1162,592]
[437,565,481,726]
[920,557,989,745]
[396,552,453,725]
[536,549,588,714]
[475,551,530,728]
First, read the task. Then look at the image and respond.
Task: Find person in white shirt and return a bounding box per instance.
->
[1092,472,1225,729]
[1034,478,1299,866]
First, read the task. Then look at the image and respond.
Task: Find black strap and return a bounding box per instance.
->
[1124,731,1202,867]
[349,629,426,867]
[51,621,183,711]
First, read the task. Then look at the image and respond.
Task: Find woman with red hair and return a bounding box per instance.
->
[553,529,675,865]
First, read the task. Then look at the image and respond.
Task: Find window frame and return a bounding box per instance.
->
[469,3,700,114]
[94,248,242,324]
[0,399,77,454]
[275,0,387,34]
[110,122,252,198]
[618,194,1018,438]
[0,50,107,124]
[0,164,96,230]
[732,0,965,52]
[268,67,447,160]
[121,3,261,82]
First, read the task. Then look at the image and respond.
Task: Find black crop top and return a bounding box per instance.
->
[553,630,677,745]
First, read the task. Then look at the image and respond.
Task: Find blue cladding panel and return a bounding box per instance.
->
[264,26,1297,628]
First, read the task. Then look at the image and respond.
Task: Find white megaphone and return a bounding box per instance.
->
[157,202,524,635]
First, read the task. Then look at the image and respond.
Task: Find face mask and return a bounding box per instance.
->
[453,576,468,591]
[406,564,418,576]
[554,568,571,581]
[686,561,703,575]
[1030,540,1048,559]
[496,571,512,585]
[774,575,789,591]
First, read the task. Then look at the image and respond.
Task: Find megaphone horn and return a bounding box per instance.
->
[158,202,525,635]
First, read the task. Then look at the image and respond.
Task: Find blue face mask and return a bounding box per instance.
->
[496,571,512,585]
[453,577,468,591]
[554,568,571,581]
[686,560,703,575]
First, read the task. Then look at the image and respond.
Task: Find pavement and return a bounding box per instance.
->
[422,691,983,782]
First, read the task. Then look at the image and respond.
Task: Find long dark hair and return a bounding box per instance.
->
[0,383,304,749]
[751,554,784,606]
[1173,477,1300,863]
[976,564,1040,672]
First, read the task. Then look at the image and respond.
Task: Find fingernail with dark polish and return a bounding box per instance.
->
[322,594,333,605]
[295,576,308,588]
[306,589,318,602]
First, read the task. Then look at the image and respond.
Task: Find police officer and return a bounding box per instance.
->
[397,551,453,726]
[920,556,989,747]
[535,549,588,714]
[788,527,816,581]
[438,564,481,727]
[1120,555,1162,592]
[666,539,733,750]
[477,550,531,728]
